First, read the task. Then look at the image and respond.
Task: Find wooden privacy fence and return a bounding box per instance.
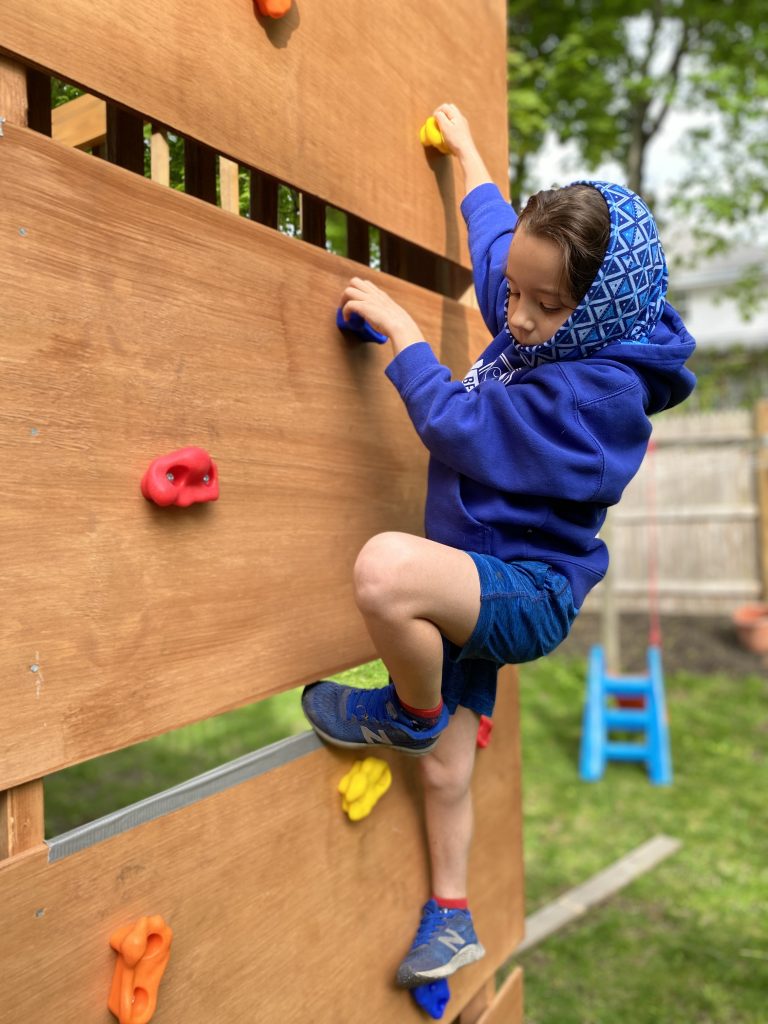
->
[589,404,768,618]
[0,2,526,1022]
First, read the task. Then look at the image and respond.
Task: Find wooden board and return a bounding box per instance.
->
[0,672,523,1024]
[477,967,523,1024]
[0,125,491,788]
[0,0,508,266]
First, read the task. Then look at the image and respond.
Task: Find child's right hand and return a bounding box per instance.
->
[432,103,478,161]
[432,103,492,196]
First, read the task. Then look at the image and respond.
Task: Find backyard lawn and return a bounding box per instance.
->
[45,621,767,1023]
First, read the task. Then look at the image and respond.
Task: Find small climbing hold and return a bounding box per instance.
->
[411,978,450,1019]
[254,0,292,18]
[336,307,388,345]
[419,116,450,155]
[108,915,172,1024]
[476,715,493,749]
[141,447,219,508]
[338,756,392,821]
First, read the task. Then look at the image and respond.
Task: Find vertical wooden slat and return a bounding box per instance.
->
[219,156,240,214]
[184,137,217,203]
[0,62,45,864]
[150,125,170,186]
[106,104,145,174]
[0,781,45,859]
[0,55,28,125]
[458,977,496,1024]
[346,212,370,265]
[25,68,51,136]
[301,192,326,248]
[755,399,768,599]
[250,169,280,229]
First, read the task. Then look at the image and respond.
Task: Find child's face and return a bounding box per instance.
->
[505,228,577,346]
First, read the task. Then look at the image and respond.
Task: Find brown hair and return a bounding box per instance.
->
[517,185,610,304]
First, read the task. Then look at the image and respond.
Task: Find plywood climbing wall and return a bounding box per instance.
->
[0,2,522,1021]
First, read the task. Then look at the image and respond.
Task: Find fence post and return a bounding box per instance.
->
[756,399,768,601]
[0,55,47,861]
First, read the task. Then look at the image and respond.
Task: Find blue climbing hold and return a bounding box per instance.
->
[336,307,388,344]
[411,978,450,1019]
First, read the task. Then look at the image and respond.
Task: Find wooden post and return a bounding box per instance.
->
[458,977,495,1023]
[601,510,621,674]
[0,781,45,859]
[184,137,217,204]
[755,398,768,600]
[346,212,370,265]
[150,126,170,186]
[250,169,279,229]
[0,55,28,125]
[106,104,145,175]
[0,57,46,862]
[300,192,326,248]
[219,156,240,214]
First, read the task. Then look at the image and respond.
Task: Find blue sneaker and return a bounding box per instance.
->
[396,900,485,988]
[301,682,449,756]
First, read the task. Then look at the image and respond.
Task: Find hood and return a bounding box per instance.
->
[511,180,669,367]
[602,302,697,413]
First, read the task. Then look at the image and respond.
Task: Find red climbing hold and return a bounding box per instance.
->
[141,447,219,507]
[476,715,493,748]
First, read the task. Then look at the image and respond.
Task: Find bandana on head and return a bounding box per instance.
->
[507,181,668,368]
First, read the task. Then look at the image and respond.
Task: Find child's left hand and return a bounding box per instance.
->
[340,277,423,352]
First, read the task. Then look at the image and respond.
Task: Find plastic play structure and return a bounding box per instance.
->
[0,2,525,1022]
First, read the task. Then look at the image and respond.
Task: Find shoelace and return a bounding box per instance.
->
[349,684,396,722]
[413,903,458,946]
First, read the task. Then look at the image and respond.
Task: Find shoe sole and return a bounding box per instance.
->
[307,721,439,757]
[396,943,486,988]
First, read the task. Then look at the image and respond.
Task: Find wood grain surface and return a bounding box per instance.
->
[0,0,508,265]
[0,670,523,1024]
[0,125,491,787]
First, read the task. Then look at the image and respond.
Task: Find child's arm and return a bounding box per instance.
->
[432,103,516,336]
[432,104,492,197]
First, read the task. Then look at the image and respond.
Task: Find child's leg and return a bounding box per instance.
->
[419,705,479,898]
[353,532,481,711]
[396,708,485,987]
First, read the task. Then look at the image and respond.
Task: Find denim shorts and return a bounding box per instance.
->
[441,553,578,717]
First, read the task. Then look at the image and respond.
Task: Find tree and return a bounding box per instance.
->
[507,0,768,244]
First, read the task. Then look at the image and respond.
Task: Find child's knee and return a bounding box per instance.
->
[420,745,474,801]
[353,532,417,615]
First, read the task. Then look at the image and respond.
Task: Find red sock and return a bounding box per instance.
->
[433,894,469,910]
[397,696,444,722]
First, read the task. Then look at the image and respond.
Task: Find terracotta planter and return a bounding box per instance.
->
[732,603,768,655]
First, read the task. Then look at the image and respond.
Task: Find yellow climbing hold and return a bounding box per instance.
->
[419,116,451,154]
[338,756,392,821]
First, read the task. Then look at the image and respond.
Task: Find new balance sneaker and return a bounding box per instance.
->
[301,681,449,756]
[396,900,486,988]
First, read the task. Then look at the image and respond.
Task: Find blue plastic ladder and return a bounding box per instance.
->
[579,644,672,785]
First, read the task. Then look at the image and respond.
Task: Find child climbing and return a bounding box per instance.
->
[302,102,696,988]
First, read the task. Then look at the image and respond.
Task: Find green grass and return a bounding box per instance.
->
[44,661,387,837]
[45,656,767,1021]
[512,655,768,1024]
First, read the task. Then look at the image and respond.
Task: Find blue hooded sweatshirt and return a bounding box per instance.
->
[385,182,696,608]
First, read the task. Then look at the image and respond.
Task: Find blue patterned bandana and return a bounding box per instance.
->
[507,181,668,368]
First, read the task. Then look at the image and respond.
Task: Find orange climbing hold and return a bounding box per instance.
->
[108,915,173,1024]
[255,0,292,17]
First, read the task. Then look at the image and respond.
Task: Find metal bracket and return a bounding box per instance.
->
[0,116,6,138]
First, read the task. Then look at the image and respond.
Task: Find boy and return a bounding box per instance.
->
[303,103,696,987]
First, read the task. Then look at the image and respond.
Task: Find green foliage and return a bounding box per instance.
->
[682,345,768,411]
[507,0,768,308]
